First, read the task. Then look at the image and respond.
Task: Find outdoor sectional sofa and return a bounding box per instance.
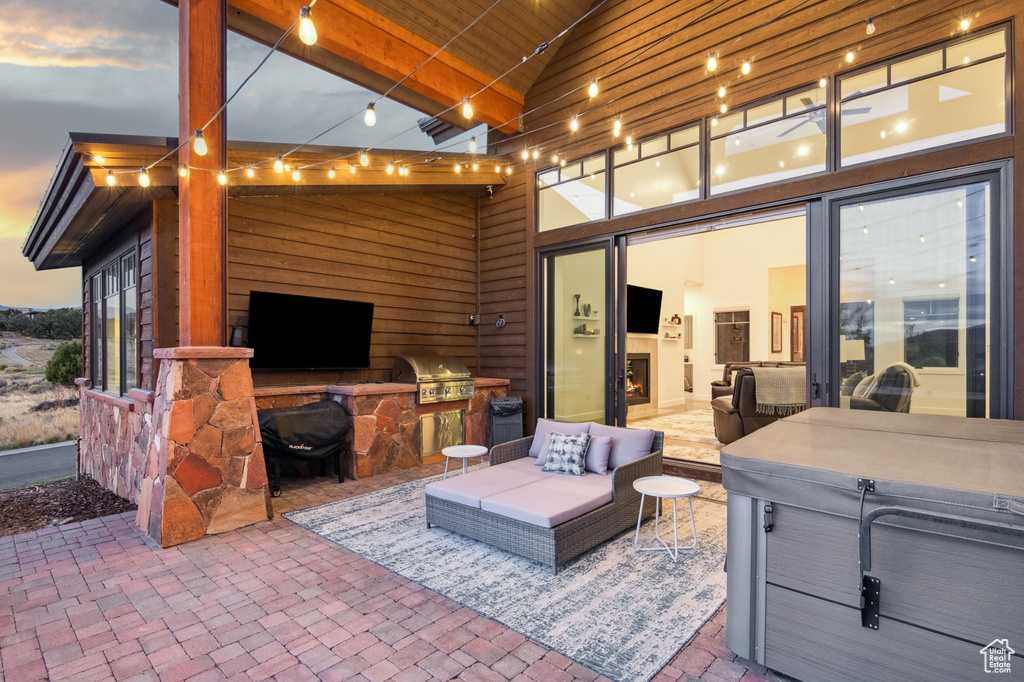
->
[424,421,664,573]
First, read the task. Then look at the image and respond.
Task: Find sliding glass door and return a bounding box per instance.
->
[540,242,616,423]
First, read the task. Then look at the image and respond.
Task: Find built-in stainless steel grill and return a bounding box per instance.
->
[392,355,475,404]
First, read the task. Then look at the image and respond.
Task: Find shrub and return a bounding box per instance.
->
[28,382,53,394]
[45,341,83,386]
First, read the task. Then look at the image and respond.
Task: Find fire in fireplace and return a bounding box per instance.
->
[626,354,651,406]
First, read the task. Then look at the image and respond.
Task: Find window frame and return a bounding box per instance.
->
[713,309,751,365]
[90,249,139,395]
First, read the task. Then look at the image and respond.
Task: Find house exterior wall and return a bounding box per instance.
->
[479,0,1024,424]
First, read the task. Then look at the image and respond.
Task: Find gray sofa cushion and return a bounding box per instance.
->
[424,458,544,508]
[529,419,591,458]
[589,423,655,469]
[584,435,613,475]
[479,475,614,528]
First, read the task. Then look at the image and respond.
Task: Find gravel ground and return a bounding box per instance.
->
[0,476,136,538]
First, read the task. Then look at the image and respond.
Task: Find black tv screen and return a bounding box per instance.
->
[626,285,663,334]
[247,291,373,370]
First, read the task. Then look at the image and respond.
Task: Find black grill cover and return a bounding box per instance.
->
[258,400,352,462]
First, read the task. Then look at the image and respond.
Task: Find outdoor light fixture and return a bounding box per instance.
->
[462,97,473,119]
[360,150,369,166]
[274,155,284,173]
[720,103,728,114]
[178,165,188,178]
[349,164,356,174]
[552,154,559,163]
[741,59,751,75]
[532,150,539,160]
[718,86,726,98]
[246,168,255,178]
[846,51,855,63]
[707,53,718,72]
[298,6,317,46]
[292,169,300,181]
[192,128,208,156]
[521,149,529,160]
[570,115,579,132]
[472,162,479,171]
[386,162,394,175]
[364,103,376,126]
[588,78,598,98]
[105,170,116,186]
[469,136,477,153]
[960,18,971,31]
[218,172,228,185]
[819,78,827,88]
[454,162,461,173]
[94,155,105,164]
[138,168,150,187]
[866,17,876,35]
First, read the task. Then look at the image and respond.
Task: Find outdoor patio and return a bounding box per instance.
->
[0,463,772,682]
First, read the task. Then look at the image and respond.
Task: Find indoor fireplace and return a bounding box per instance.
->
[626,354,651,406]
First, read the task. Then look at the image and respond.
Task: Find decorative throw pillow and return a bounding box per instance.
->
[529,419,591,459]
[541,432,591,476]
[584,435,613,475]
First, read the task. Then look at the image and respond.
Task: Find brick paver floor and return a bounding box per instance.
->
[0,461,778,681]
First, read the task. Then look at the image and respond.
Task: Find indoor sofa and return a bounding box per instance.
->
[712,367,806,444]
[711,360,806,399]
[424,420,664,573]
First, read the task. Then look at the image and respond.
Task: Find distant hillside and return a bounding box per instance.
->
[0,304,8,311]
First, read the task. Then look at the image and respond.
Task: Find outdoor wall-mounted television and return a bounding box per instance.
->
[626,285,663,334]
[247,291,374,370]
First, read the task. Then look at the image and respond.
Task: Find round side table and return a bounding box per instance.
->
[441,445,489,478]
[632,475,701,561]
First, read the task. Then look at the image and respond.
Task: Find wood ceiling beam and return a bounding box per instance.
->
[223,0,524,133]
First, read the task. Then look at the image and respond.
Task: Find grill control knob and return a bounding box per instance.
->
[429,388,435,395]
[459,386,466,393]
[444,387,451,395]
[421,389,427,396]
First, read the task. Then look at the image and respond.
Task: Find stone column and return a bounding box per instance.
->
[137,347,272,547]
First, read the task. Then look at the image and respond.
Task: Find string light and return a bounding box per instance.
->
[386,161,395,175]
[328,167,335,179]
[138,168,150,187]
[741,59,751,75]
[718,86,726,98]
[720,103,728,114]
[292,169,300,181]
[274,155,284,173]
[532,150,539,160]
[469,136,477,153]
[560,159,565,167]
[959,18,970,31]
[506,165,512,175]
[94,156,105,164]
[625,135,632,145]
[472,162,479,171]
[192,129,208,156]
[552,154,559,163]
[570,115,579,132]
[349,164,357,174]
[178,165,188,178]
[218,172,228,185]
[462,97,473,119]
[819,78,827,88]
[364,103,376,127]
[845,50,855,63]
[454,162,461,173]
[105,170,116,186]
[298,6,317,46]
[521,149,529,160]
[707,52,718,72]
[711,117,718,127]
[360,150,369,166]
[866,17,876,35]
[588,78,598,98]
[246,168,255,178]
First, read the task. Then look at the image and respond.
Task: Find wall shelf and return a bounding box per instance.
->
[572,333,602,338]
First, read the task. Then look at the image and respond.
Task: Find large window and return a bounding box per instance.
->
[839,29,1007,166]
[612,126,699,216]
[91,251,137,395]
[715,310,749,364]
[538,154,607,231]
[904,298,959,368]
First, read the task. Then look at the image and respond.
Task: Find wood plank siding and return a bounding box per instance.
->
[481,0,1024,423]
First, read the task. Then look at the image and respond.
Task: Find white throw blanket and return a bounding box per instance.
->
[751,367,806,416]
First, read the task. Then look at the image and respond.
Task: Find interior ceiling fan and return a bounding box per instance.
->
[777,97,871,137]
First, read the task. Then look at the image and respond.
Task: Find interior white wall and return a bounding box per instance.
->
[552,250,606,421]
[629,216,807,404]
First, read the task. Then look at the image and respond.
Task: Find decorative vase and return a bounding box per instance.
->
[671,314,681,325]
[574,294,581,316]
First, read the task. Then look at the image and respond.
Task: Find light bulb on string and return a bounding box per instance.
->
[218,172,228,185]
[178,165,188,178]
[386,161,394,175]
[292,169,300,181]
[246,168,255,179]
[720,103,728,114]
[560,159,565,167]
[94,156,105,164]
[614,117,621,132]
[959,18,970,32]
[718,86,726,98]
[298,6,317,46]
[506,165,512,175]
[364,103,376,127]
[469,136,477,153]
[845,50,855,63]
[274,156,284,173]
[106,170,116,186]
[819,78,827,88]
[532,150,539,160]
[741,59,751,75]
[570,115,579,132]
[552,154,558,164]
[360,151,369,166]
[462,97,473,119]
[866,17,876,35]
[588,78,598,98]
[711,117,718,127]
[454,162,461,174]
[472,162,479,171]
[521,149,529,160]
[707,52,718,72]
[349,164,357,174]
[328,167,335,179]
[138,168,150,188]
[192,129,208,156]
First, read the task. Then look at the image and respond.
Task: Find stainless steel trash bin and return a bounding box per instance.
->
[489,396,523,446]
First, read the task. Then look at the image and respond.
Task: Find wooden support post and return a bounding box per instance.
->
[178,0,227,347]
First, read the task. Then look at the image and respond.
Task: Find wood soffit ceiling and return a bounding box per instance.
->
[161,0,594,133]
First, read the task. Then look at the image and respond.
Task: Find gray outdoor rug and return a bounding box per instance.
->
[284,476,728,682]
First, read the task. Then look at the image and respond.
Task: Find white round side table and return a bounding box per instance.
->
[440,444,489,478]
[632,475,701,561]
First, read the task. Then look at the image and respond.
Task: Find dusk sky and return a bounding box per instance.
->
[1,0,482,309]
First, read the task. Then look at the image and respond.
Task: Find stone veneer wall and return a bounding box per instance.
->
[135,347,272,547]
[330,383,508,478]
[76,380,155,505]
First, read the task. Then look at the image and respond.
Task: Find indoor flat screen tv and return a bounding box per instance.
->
[247,291,374,370]
[626,285,663,334]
